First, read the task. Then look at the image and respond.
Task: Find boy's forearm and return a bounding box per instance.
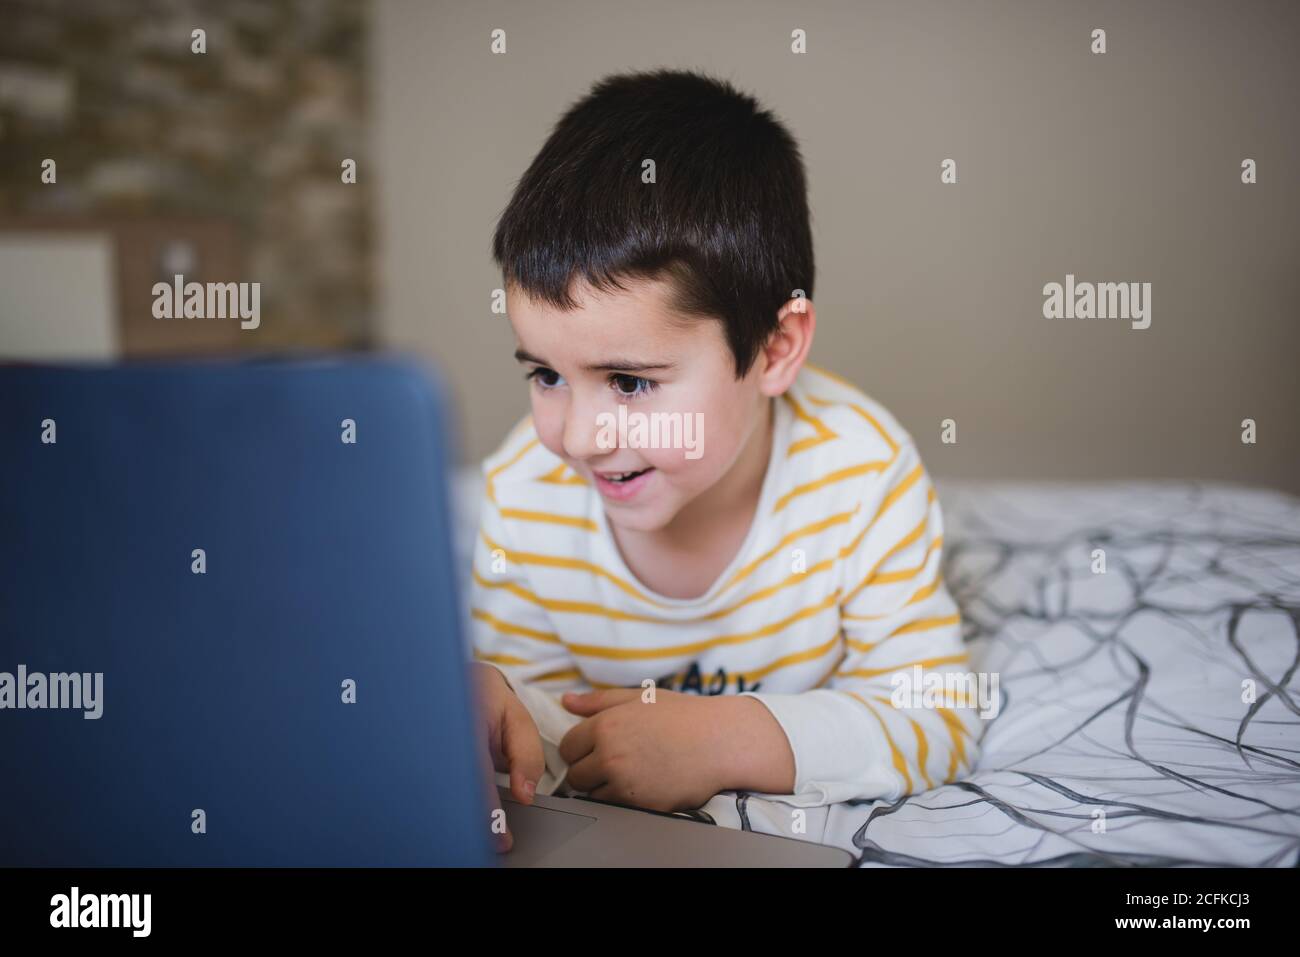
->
[706,695,796,795]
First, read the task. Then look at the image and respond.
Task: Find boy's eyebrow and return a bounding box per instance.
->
[513,348,674,373]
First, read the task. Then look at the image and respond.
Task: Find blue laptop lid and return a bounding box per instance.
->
[0,356,495,866]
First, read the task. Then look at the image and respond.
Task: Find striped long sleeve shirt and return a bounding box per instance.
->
[469,364,983,807]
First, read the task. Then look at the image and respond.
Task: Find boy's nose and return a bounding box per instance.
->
[561,398,606,462]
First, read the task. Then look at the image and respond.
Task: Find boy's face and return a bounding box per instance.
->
[507,276,769,535]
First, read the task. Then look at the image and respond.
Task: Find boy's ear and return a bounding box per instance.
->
[757,297,816,396]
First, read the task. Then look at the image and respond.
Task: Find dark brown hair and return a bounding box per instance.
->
[491,68,814,377]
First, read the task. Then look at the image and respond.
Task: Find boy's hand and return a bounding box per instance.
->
[558,688,730,813]
[472,662,545,852]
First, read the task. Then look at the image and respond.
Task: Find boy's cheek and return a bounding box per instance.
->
[646,419,739,477]
[531,414,567,461]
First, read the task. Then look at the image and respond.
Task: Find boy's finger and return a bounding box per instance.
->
[482,759,513,854]
[557,716,596,766]
[561,688,638,715]
[502,703,545,804]
[474,697,512,851]
[563,753,606,796]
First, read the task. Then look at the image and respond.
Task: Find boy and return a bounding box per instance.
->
[471,69,982,846]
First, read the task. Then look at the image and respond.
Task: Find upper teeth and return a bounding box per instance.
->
[606,470,642,480]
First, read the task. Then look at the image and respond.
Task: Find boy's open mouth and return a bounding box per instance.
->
[598,467,653,484]
[592,466,657,500]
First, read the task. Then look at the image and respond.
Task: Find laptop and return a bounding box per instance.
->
[0,356,851,868]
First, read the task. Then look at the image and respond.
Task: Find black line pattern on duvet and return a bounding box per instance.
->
[728,481,1300,867]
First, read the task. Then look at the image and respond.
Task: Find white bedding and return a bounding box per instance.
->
[452,473,1300,867]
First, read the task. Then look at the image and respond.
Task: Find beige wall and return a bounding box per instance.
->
[372,0,1300,494]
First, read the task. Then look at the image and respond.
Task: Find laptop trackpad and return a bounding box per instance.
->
[498,799,597,867]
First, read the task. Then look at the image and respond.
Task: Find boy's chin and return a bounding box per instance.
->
[605,506,670,534]
[603,497,685,535]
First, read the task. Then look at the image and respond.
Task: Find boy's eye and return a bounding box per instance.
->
[610,374,657,398]
[526,367,564,389]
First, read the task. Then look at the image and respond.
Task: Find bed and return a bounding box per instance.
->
[452,472,1300,867]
